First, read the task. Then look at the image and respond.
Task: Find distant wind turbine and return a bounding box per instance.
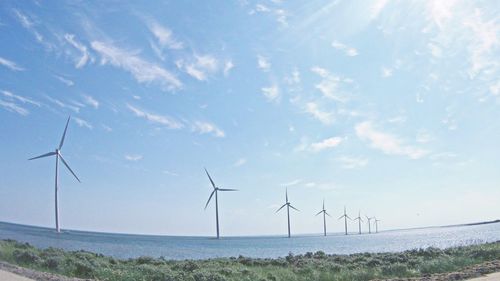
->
[29,116,80,233]
[338,206,351,235]
[276,188,299,238]
[366,216,373,234]
[353,210,363,235]
[315,199,331,236]
[204,168,237,239]
[374,217,381,233]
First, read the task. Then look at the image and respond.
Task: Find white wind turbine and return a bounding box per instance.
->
[29,116,80,233]
[315,199,331,236]
[353,210,363,235]
[204,168,237,239]
[366,216,373,234]
[374,217,381,233]
[338,206,351,235]
[276,188,299,238]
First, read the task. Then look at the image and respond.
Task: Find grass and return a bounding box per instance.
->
[0,239,499,281]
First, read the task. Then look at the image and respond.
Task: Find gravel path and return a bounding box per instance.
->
[0,269,34,281]
[0,262,91,281]
[466,272,500,280]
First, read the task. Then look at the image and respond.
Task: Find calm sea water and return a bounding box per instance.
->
[1,221,499,260]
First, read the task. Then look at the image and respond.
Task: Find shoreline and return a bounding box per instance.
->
[1,219,499,239]
[0,239,499,281]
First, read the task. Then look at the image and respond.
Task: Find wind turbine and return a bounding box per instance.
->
[276,189,299,238]
[353,210,363,235]
[29,116,80,233]
[366,216,373,234]
[374,217,381,233]
[315,199,331,236]
[338,206,351,235]
[204,168,237,239]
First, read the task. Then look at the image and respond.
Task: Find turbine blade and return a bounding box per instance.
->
[58,153,80,182]
[289,205,299,211]
[315,210,323,216]
[204,168,216,189]
[204,190,216,209]
[325,212,332,217]
[218,188,238,191]
[347,215,353,220]
[276,203,286,213]
[28,151,56,160]
[285,188,288,203]
[59,116,71,150]
[338,215,344,220]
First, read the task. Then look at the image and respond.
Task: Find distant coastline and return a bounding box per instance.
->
[1,219,499,238]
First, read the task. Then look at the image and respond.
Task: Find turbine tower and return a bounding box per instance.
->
[315,199,331,236]
[276,189,299,238]
[353,210,363,234]
[366,216,373,234]
[338,206,351,235]
[204,168,237,239]
[29,116,80,233]
[374,217,381,233]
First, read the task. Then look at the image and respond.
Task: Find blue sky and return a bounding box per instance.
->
[0,0,499,236]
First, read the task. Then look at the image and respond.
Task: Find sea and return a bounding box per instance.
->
[0,221,499,260]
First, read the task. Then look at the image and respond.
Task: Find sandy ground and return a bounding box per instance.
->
[467,272,500,280]
[0,269,34,281]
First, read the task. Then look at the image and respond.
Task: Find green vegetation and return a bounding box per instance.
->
[1,239,499,281]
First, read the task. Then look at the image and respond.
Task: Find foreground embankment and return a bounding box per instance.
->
[0,239,499,281]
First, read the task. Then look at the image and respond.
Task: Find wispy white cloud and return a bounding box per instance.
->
[310,137,343,152]
[304,102,334,125]
[176,54,219,81]
[281,179,302,187]
[82,95,99,109]
[355,121,428,159]
[416,129,433,143]
[370,0,389,20]
[127,103,183,129]
[2,90,40,107]
[64,34,93,68]
[91,41,182,90]
[13,9,33,28]
[296,136,343,152]
[257,55,271,71]
[463,8,499,78]
[13,9,48,47]
[73,117,93,129]
[490,80,500,96]
[101,124,113,132]
[331,41,358,57]
[233,158,247,167]
[261,84,280,102]
[285,68,301,85]
[148,22,183,50]
[45,96,80,113]
[381,66,393,78]
[336,156,368,169]
[0,57,24,71]
[54,75,74,86]
[251,4,288,27]
[311,67,350,102]
[162,170,178,176]
[0,100,29,116]
[223,60,234,76]
[125,154,143,161]
[192,121,225,138]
